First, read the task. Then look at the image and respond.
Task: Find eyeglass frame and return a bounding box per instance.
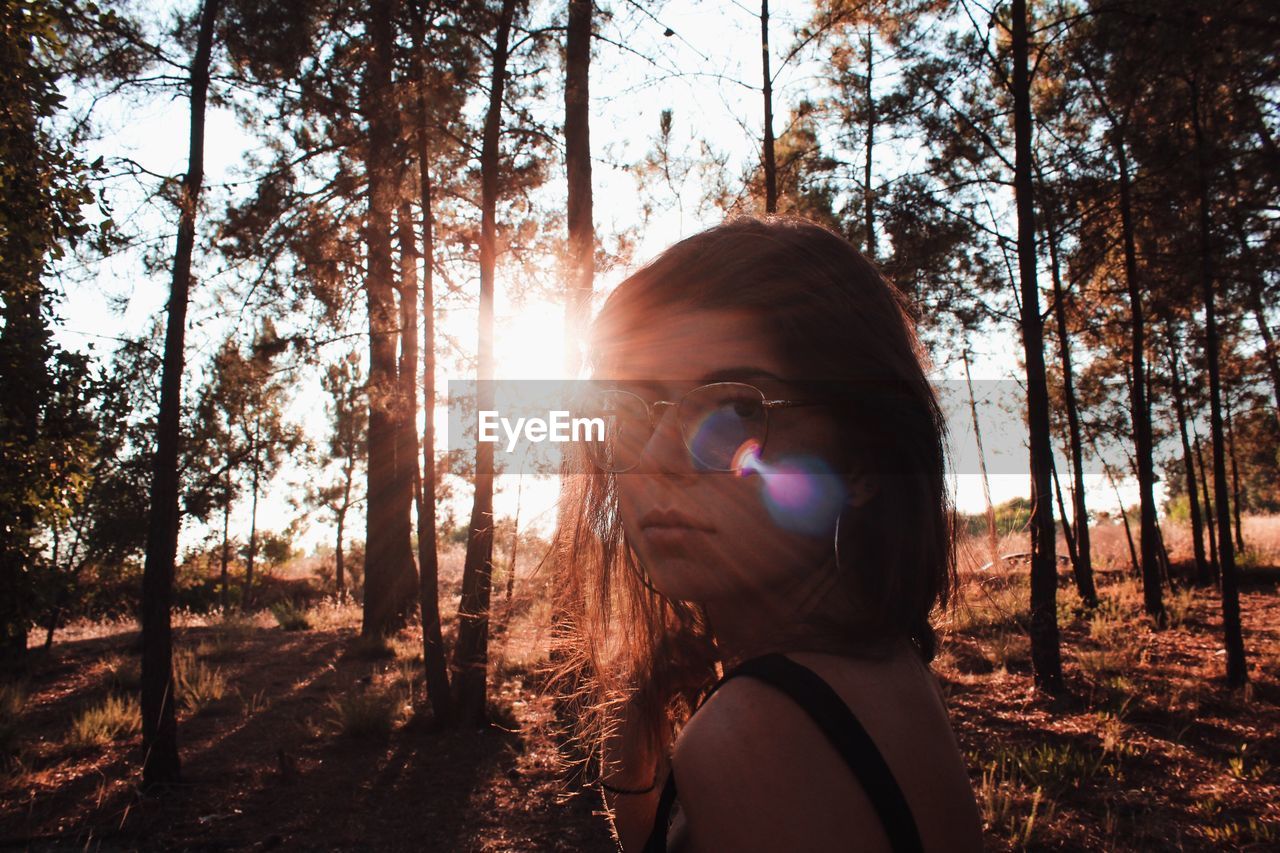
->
[581,380,825,473]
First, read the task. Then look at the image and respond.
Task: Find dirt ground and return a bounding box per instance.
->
[2,525,1279,851]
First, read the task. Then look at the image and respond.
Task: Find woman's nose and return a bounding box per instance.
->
[637,403,691,474]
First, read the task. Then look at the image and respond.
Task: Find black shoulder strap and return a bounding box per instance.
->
[641,653,924,853]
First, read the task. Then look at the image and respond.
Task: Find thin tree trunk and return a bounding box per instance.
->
[244,418,260,606]
[1011,0,1062,694]
[962,348,998,567]
[1224,391,1245,554]
[1193,426,1219,580]
[140,0,221,788]
[1246,274,1280,429]
[1190,72,1246,686]
[453,0,516,726]
[335,506,346,596]
[361,0,415,638]
[862,23,875,259]
[1167,333,1211,584]
[1112,129,1164,625]
[506,466,524,601]
[219,473,231,610]
[410,0,453,726]
[760,0,776,213]
[565,0,593,378]
[396,201,422,612]
[1052,455,1077,569]
[1042,184,1097,607]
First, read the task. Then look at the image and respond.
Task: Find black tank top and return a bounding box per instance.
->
[640,652,925,853]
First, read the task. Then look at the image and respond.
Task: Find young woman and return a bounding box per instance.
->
[548,217,983,852]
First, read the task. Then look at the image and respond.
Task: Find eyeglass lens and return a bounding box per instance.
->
[583,383,768,472]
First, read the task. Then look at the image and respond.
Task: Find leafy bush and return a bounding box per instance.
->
[270,600,311,631]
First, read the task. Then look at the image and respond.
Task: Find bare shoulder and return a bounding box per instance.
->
[670,672,895,853]
[668,649,983,853]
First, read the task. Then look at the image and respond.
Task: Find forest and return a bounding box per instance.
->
[1,0,1278,849]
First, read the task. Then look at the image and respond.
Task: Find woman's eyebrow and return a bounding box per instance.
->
[697,366,784,384]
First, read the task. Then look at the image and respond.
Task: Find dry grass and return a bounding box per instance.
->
[67,693,140,749]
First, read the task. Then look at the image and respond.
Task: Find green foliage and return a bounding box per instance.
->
[270,600,311,631]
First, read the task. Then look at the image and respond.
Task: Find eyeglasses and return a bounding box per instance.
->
[579,381,820,473]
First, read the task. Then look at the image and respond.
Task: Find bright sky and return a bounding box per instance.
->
[50,0,1154,557]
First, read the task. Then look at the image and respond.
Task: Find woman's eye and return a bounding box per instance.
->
[730,399,762,418]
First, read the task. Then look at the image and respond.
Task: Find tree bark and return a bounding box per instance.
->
[219,473,231,609]
[1011,0,1063,694]
[1193,426,1219,580]
[1224,391,1245,554]
[140,0,221,788]
[395,201,422,611]
[862,23,875,259]
[1043,187,1096,607]
[565,0,594,378]
[1190,72,1246,686]
[760,0,776,213]
[360,0,416,638]
[1113,130,1164,625]
[244,416,260,606]
[452,0,516,725]
[1167,333,1211,584]
[962,348,998,567]
[410,0,453,726]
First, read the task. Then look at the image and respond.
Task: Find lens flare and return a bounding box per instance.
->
[732,441,845,536]
[731,439,764,475]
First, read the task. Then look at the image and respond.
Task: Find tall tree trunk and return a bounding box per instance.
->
[452,0,516,725]
[410,0,453,726]
[1193,426,1219,580]
[396,202,422,611]
[1246,274,1280,429]
[140,0,221,788]
[759,0,776,213]
[244,417,260,606]
[1011,0,1062,694]
[1190,73,1246,686]
[1224,391,1245,554]
[335,504,346,596]
[862,23,875,259]
[1112,131,1164,625]
[962,348,998,567]
[1051,456,1077,569]
[1042,185,1097,607]
[1167,333,1211,584]
[565,0,594,378]
[361,0,415,638]
[219,473,231,610]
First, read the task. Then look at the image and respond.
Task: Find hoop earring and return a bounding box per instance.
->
[833,502,851,573]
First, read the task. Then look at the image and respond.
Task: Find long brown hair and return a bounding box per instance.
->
[543,215,956,776]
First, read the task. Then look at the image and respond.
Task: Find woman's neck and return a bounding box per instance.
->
[702,557,847,667]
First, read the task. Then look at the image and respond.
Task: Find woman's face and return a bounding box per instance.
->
[606,308,870,607]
